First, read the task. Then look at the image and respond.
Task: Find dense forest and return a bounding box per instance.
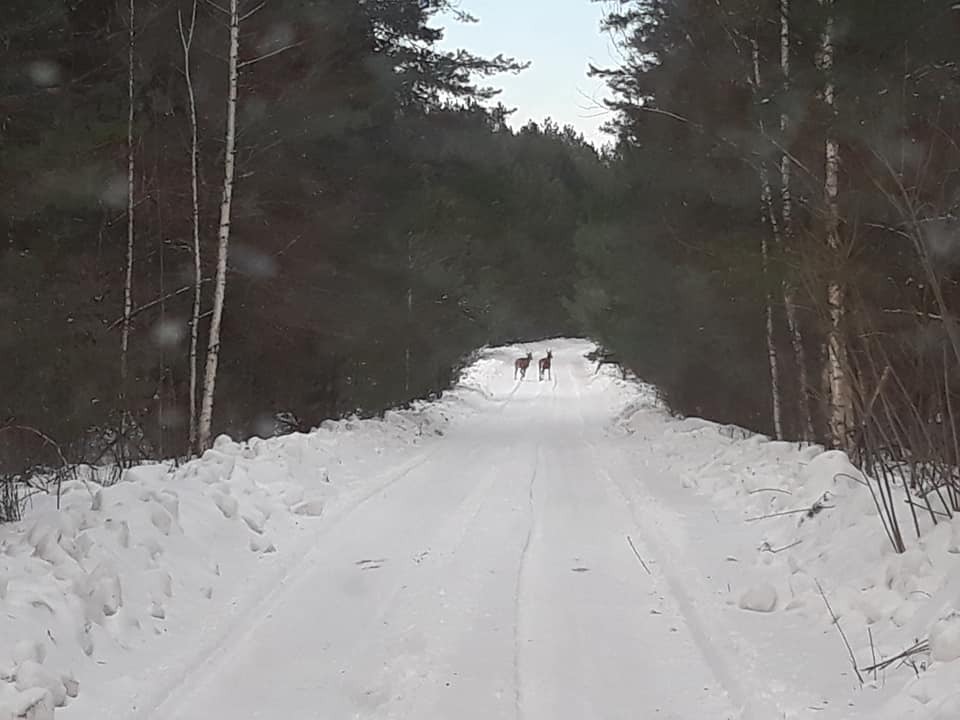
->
[1,0,598,473]
[572,0,960,535]
[4,0,960,525]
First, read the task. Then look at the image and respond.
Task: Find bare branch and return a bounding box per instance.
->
[816,579,865,686]
[205,0,229,15]
[107,283,209,330]
[880,308,944,321]
[240,0,268,22]
[239,41,303,69]
[625,535,652,575]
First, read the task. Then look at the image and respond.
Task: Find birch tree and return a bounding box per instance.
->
[405,233,414,395]
[179,0,202,455]
[778,0,815,441]
[120,0,136,459]
[751,35,784,439]
[197,0,239,452]
[819,0,855,449]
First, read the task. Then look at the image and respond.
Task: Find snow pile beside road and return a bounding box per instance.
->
[0,391,469,720]
[607,372,960,720]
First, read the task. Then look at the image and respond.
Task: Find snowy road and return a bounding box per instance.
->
[131,344,765,720]
[9,340,951,720]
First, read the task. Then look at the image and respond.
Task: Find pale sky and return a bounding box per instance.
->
[438,1,619,147]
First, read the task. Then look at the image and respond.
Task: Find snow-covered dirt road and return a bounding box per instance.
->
[128,343,801,720]
[9,339,960,720]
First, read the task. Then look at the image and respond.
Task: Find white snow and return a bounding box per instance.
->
[2,338,960,719]
[930,612,960,662]
[739,583,778,613]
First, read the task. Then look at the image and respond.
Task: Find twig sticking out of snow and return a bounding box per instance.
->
[868,627,878,684]
[758,539,802,554]
[859,638,930,675]
[815,578,865,686]
[626,535,651,575]
[745,496,834,523]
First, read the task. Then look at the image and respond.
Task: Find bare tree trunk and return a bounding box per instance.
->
[779,0,815,441]
[179,1,202,456]
[404,233,413,395]
[820,0,855,449]
[779,0,792,241]
[197,0,239,452]
[762,202,784,440]
[120,0,136,462]
[751,36,784,439]
[156,151,166,459]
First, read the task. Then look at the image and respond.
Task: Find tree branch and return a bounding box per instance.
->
[106,282,209,330]
[239,41,303,69]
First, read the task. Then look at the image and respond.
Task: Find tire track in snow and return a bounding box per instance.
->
[564,357,765,719]
[513,442,541,720]
[321,440,514,717]
[511,364,559,720]
[594,454,783,720]
[359,432,533,719]
[132,439,477,720]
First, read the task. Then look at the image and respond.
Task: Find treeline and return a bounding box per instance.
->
[1,0,601,473]
[8,0,960,538]
[573,0,960,540]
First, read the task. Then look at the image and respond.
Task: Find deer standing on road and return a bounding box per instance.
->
[514,352,533,380]
[538,350,553,381]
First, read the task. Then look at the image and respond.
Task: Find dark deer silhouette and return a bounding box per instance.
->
[514,352,533,380]
[538,350,553,381]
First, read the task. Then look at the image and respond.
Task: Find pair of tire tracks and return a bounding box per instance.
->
[561,360,764,718]
[132,437,474,720]
[513,367,560,719]
[579,390,781,720]
[512,442,542,720]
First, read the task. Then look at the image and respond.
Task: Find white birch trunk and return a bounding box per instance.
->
[762,199,784,441]
[404,233,413,395]
[752,37,784,440]
[179,1,202,455]
[197,0,239,452]
[780,0,815,441]
[120,0,136,452]
[820,0,855,449]
[779,0,793,241]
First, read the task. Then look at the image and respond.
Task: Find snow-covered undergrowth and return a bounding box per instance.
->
[608,370,960,719]
[0,367,498,720]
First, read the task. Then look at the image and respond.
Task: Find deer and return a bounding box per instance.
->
[514,352,533,380]
[538,350,553,381]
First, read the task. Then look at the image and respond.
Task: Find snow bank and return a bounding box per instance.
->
[0,383,474,719]
[604,371,960,720]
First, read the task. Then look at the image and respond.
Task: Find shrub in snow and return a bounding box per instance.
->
[738,583,778,613]
[930,611,960,663]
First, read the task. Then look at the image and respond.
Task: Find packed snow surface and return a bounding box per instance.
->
[3,338,960,719]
